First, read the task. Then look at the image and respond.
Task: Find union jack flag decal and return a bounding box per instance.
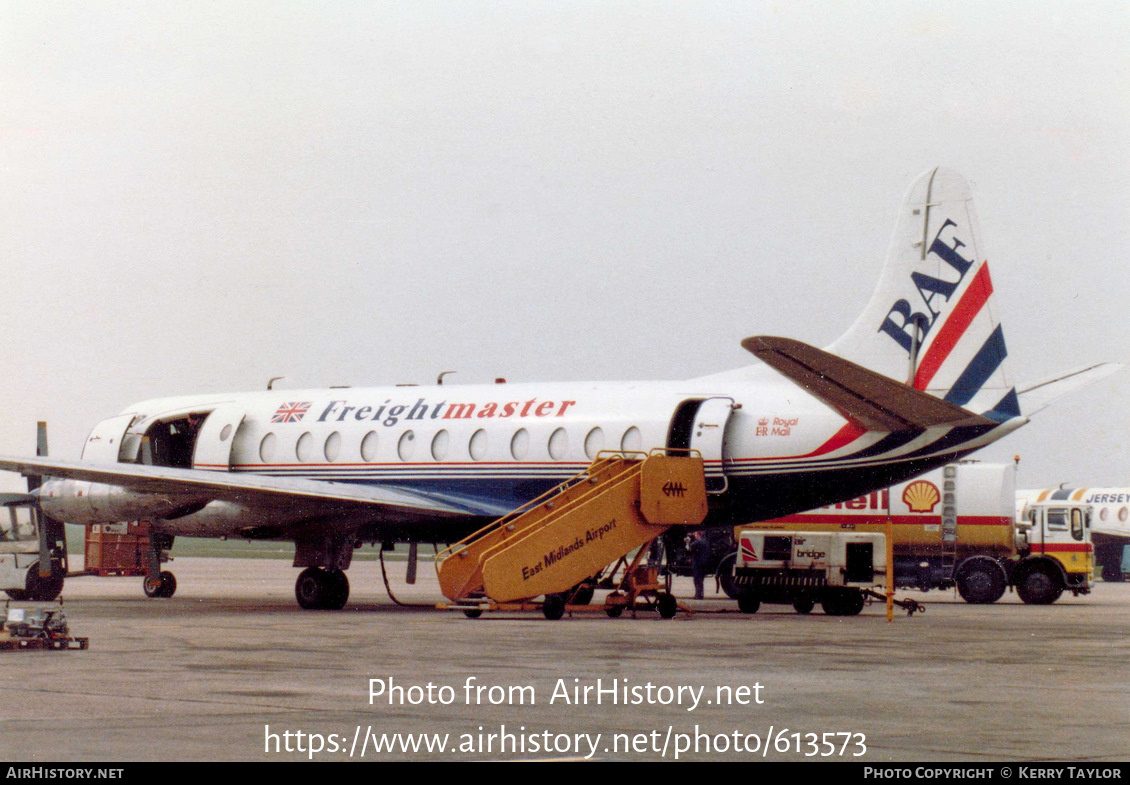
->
[271,402,312,423]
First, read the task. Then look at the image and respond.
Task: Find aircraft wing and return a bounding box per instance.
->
[742,335,996,431]
[0,455,492,518]
[1017,362,1124,417]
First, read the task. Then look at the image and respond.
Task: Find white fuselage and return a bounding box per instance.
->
[39,366,1014,541]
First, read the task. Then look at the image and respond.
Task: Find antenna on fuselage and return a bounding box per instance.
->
[267,376,284,390]
[437,371,456,385]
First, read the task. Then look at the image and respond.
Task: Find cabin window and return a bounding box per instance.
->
[1100,507,1109,522]
[296,432,313,463]
[583,427,604,460]
[398,431,416,461]
[220,424,232,441]
[431,430,450,461]
[548,428,568,460]
[510,429,529,460]
[324,431,342,462]
[621,426,642,453]
[259,433,277,463]
[361,431,379,462]
[1120,507,1129,523]
[469,429,488,461]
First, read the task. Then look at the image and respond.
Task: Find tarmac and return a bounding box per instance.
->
[0,555,1127,762]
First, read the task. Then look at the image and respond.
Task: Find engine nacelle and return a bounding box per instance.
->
[37,478,210,526]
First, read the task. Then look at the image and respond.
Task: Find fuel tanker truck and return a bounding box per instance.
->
[730,462,1092,605]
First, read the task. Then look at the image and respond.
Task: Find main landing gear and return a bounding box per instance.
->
[295,567,350,610]
[143,533,177,599]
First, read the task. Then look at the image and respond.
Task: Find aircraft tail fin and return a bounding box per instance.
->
[827,167,1020,423]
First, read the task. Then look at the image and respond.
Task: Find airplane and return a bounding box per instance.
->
[1017,487,1130,582]
[0,167,1115,610]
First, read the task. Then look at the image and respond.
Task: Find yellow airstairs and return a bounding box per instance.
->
[436,450,708,619]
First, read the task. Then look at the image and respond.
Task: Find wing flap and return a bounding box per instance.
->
[742,335,995,431]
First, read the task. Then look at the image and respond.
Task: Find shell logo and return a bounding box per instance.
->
[903,480,941,513]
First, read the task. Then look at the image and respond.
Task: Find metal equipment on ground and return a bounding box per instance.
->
[732,530,924,616]
[0,603,88,651]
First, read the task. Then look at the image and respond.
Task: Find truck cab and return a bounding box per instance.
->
[1014,500,1093,603]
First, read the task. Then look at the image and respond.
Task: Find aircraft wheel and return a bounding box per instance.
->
[656,592,678,619]
[716,552,740,599]
[156,571,176,598]
[294,567,351,610]
[543,594,566,621]
[143,575,161,598]
[323,569,349,610]
[793,597,815,614]
[955,557,1007,604]
[291,567,327,609]
[737,592,760,614]
[1016,566,1063,605]
[143,571,177,599]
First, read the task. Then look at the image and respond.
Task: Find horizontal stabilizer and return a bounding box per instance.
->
[742,335,995,432]
[1018,362,1124,416]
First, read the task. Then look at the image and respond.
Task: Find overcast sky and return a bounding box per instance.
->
[1,1,1128,490]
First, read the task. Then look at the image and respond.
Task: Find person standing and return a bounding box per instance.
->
[689,531,710,600]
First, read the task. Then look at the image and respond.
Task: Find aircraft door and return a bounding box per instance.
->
[80,414,138,465]
[667,397,735,493]
[192,406,246,472]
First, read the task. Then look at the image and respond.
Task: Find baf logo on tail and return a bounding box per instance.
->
[879,218,976,354]
[830,168,1018,424]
